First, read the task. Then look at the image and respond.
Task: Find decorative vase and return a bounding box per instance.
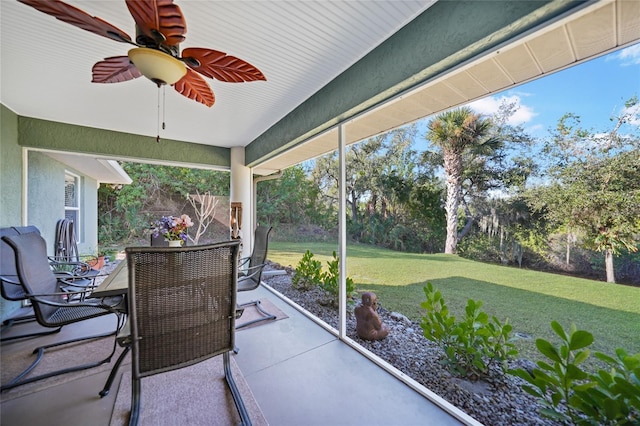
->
[168,240,183,247]
[90,255,106,271]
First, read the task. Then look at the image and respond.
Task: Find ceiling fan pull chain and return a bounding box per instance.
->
[156,86,161,143]
[162,86,167,131]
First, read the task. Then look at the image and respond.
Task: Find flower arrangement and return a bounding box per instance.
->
[152,214,194,242]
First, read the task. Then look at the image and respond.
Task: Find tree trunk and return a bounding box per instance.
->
[350,190,359,223]
[457,201,474,242]
[458,216,474,241]
[605,248,615,283]
[565,232,571,266]
[443,150,462,254]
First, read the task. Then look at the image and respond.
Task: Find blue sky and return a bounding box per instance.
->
[418,42,640,142]
[471,42,640,138]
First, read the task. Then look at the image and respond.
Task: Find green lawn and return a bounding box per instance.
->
[268,241,640,365]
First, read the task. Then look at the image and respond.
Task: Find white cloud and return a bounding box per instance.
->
[621,101,640,127]
[526,123,545,134]
[611,43,640,66]
[468,94,537,125]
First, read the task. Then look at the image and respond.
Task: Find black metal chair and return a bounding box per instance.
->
[1,226,55,341]
[1,226,99,341]
[1,232,124,392]
[52,218,100,298]
[1,225,104,338]
[110,241,251,426]
[236,226,276,329]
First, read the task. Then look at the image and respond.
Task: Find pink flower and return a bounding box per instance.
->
[179,214,194,227]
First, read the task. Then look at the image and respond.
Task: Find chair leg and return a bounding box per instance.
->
[235,300,276,330]
[224,351,252,426]
[129,376,142,426]
[99,344,131,397]
[2,314,36,327]
[123,354,249,425]
[1,316,121,392]
[2,315,62,343]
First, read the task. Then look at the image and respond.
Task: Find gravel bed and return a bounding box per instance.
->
[262,262,560,426]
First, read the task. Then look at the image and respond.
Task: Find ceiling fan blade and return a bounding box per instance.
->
[18,0,132,44]
[126,0,186,47]
[92,56,142,83]
[181,48,266,83]
[174,69,215,107]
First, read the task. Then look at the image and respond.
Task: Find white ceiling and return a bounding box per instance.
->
[1,0,434,147]
[2,0,639,180]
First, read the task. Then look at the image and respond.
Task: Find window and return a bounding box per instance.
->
[64,172,80,237]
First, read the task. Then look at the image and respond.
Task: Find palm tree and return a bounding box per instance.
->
[427,107,493,254]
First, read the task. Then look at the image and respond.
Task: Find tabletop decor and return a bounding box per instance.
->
[151,214,193,246]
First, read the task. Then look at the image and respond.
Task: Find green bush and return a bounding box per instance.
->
[319,251,355,305]
[292,250,323,290]
[292,250,356,306]
[510,321,640,425]
[420,282,518,379]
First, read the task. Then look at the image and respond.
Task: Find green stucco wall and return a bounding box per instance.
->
[18,116,230,168]
[80,175,99,255]
[27,154,98,255]
[1,105,22,226]
[0,108,100,321]
[27,151,65,249]
[1,105,23,319]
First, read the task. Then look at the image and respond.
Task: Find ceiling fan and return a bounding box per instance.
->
[18,0,266,107]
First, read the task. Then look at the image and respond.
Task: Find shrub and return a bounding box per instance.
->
[292,250,323,290]
[292,250,356,306]
[510,321,640,425]
[420,282,518,379]
[319,251,355,305]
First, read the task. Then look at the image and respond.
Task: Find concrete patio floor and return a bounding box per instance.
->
[1,282,470,425]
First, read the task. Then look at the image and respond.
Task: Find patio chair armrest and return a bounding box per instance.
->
[27,292,122,313]
[0,275,21,286]
[27,285,97,300]
[58,276,99,287]
[48,256,95,276]
[0,275,27,300]
[53,270,74,278]
[240,263,266,279]
[56,271,109,281]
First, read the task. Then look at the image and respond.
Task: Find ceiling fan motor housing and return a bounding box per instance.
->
[128,48,186,86]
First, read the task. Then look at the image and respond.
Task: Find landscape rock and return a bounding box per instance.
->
[390,311,412,326]
[263,261,561,426]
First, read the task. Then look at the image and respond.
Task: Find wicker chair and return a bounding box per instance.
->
[236,226,276,329]
[1,232,124,392]
[123,241,251,426]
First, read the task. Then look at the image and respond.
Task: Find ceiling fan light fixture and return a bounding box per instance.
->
[128,47,186,86]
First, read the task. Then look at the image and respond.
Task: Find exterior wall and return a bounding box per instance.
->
[19,116,230,169]
[230,147,253,260]
[80,175,98,255]
[27,153,98,255]
[0,109,100,321]
[1,105,23,318]
[27,151,64,249]
[1,105,22,226]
